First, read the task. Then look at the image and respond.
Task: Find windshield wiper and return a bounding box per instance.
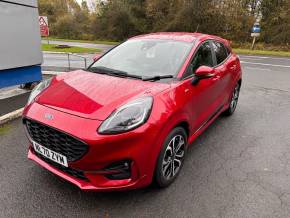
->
[88,67,173,81]
[88,66,143,80]
[142,75,174,81]
[87,67,106,74]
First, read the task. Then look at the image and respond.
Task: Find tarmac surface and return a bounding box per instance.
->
[0,54,290,217]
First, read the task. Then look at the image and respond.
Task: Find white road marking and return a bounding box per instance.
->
[240,57,273,61]
[244,66,271,71]
[239,55,290,61]
[239,55,269,59]
[241,61,290,68]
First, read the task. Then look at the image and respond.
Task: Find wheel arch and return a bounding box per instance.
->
[174,121,190,139]
[151,117,189,187]
[147,111,191,178]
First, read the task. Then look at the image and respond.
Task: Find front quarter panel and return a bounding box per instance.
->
[143,84,194,179]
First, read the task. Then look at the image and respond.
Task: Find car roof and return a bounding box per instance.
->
[129,32,228,44]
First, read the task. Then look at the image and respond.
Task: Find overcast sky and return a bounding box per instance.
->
[76,0,95,10]
[76,0,93,5]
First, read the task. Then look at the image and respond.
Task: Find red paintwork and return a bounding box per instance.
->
[23,32,242,191]
[195,66,215,77]
[36,71,170,120]
[130,32,199,43]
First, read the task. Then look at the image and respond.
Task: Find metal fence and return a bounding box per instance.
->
[67,53,88,70]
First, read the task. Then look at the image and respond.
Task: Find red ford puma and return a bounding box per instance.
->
[23,32,242,191]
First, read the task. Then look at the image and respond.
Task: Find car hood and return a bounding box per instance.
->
[36,70,170,120]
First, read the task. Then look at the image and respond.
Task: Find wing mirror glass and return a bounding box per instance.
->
[192,66,215,85]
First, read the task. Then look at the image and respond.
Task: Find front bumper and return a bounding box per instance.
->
[28,148,146,191]
[24,102,161,191]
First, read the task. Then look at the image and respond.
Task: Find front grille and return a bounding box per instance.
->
[35,152,89,181]
[24,119,89,162]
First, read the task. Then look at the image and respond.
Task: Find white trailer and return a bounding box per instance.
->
[0,0,42,88]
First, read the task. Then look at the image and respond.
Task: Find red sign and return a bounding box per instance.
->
[39,16,49,37]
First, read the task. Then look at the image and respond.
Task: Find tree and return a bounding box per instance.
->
[91,0,143,40]
[38,0,83,38]
[38,0,289,45]
[261,0,290,44]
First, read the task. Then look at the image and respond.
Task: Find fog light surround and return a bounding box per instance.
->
[103,160,132,180]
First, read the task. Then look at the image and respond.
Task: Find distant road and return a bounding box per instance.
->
[42,52,290,78]
[41,40,115,71]
[41,40,115,52]
[42,52,95,72]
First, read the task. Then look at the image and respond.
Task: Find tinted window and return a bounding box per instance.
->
[184,41,213,77]
[212,41,228,65]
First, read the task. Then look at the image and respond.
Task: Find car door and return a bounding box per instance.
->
[211,40,234,106]
[181,40,224,132]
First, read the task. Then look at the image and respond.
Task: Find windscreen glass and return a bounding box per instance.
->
[90,39,193,77]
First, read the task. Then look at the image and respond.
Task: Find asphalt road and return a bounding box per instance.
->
[41,40,114,52]
[0,76,51,116]
[42,40,114,71]
[1,56,290,218]
[42,53,95,72]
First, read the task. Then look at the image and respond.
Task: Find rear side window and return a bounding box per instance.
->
[212,41,229,65]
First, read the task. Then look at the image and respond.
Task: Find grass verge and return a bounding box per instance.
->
[0,124,11,135]
[42,44,102,53]
[233,48,290,57]
[42,37,119,45]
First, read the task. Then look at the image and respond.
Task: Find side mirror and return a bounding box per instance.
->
[191,66,215,85]
[93,53,102,61]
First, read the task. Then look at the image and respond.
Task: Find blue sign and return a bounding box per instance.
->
[252,24,261,33]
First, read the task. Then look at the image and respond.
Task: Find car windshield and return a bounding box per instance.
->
[89,39,193,78]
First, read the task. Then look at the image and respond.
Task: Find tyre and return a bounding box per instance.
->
[223,82,241,116]
[154,127,187,188]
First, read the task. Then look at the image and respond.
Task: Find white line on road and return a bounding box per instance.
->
[244,66,271,71]
[239,55,290,61]
[240,57,270,61]
[241,61,290,68]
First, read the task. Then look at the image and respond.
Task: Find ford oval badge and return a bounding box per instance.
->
[44,113,54,120]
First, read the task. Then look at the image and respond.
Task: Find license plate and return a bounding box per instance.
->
[32,141,68,167]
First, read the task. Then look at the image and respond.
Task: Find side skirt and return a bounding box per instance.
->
[188,104,227,145]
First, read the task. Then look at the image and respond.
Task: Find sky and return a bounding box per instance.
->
[76,0,95,10]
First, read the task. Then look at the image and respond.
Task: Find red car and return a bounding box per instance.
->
[23,32,242,191]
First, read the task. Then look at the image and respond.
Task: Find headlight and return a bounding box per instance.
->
[98,97,153,134]
[27,78,52,105]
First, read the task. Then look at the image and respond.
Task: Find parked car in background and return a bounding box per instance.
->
[23,32,242,191]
